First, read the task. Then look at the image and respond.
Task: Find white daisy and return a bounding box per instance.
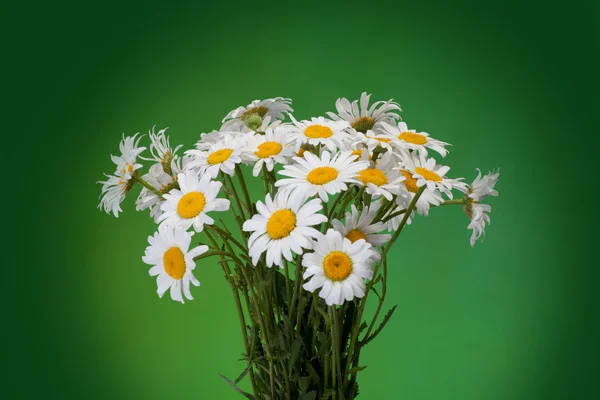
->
[355,152,405,201]
[286,116,352,152]
[141,126,183,169]
[244,122,295,177]
[242,190,327,268]
[464,169,500,246]
[135,161,181,222]
[98,133,146,217]
[399,150,467,198]
[158,170,230,232]
[382,121,450,157]
[142,224,208,304]
[221,97,293,131]
[384,181,443,231]
[184,133,248,178]
[276,150,369,202]
[351,129,395,152]
[331,203,391,251]
[326,91,401,134]
[302,229,376,306]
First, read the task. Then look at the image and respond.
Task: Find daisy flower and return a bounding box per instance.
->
[244,122,295,177]
[276,150,369,202]
[302,229,376,306]
[352,129,395,152]
[326,92,401,134]
[331,203,391,260]
[221,97,293,131]
[141,126,183,172]
[98,133,146,217]
[184,133,248,178]
[399,150,467,198]
[464,169,500,246]
[384,184,444,231]
[158,170,230,232]
[136,161,181,222]
[142,224,208,304]
[382,121,449,157]
[355,152,404,201]
[286,116,352,152]
[242,190,327,268]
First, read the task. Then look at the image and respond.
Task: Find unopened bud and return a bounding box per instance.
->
[245,113,263,131]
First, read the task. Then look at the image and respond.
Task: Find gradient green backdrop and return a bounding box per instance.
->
[5,1,598,399]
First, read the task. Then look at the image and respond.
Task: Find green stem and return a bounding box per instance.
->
[235,164,254,214]
[134,175,163,199]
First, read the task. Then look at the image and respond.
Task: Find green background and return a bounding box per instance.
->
[5,0,598,398]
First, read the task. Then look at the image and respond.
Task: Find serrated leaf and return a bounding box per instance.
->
[218,373,256,399]
[361,305,397,346]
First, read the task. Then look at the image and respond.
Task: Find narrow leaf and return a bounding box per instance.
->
[218,373,256,399]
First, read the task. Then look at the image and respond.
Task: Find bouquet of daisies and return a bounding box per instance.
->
[98,93,499,399]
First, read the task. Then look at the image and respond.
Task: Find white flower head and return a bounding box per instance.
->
[302,229,376,306]
[242,190,327,268]
[351,129,396,153]
[465,169,500,246]
[286,116,352,152]
[158,170,230,232]
[135,162,181,222]
[244,122,296,177]
[399,150,467,198]
[382,121,450,157]
[221,97,293,132]
[142,224,208,304]
[356,152,405,201]
[326,92,401,135]
[141,126,183,167]
[331,202,391,253]
[276,150,369,202]
[184,133,247,178]
[98,133,146,217]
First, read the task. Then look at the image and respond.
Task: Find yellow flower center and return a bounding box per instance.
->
[304,125,333,139]
[207,148,233,164]
[401,170,419,193]
[367,136,391,144]
[307,166,338,185]
[177,192,206,218]
[241,105,269,120]
[121,163,134,174]
[163,247,186,280]
[345,229,367,243]
[415,167,442,182]
[399,131,428,145]
[357,168,388,186]
[266,209,297,239]
[351,116,375,133]
[323,251,353,281]
[255,141,282,158]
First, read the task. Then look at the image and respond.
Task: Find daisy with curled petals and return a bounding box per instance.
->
[98,133,146,217]
[221,97,293,131]
[276,151,369,202]
[244,123,295,177]
[142,224,208,304]
[399,150,467,198]
[331,203,391,261]
[242,190,327,268]
[326,91,401,135]
[382,121,449,157]
[355,152,405,201]
[158,170,230,232]
[136,161,181,222]
[286,116,352,152]
[185,133,249,178]
[302,229,377,306]
[464,169,500,246]
[141,126,183,171]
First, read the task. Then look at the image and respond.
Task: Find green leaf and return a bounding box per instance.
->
[288,335,303,371]
[218,373,256,399]
[301,390,317,400]
[361,305,398,346]
[234,360,254,384]
[348,365,368,374]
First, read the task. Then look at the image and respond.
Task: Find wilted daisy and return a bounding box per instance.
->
[382,121,449,157]
[142,224,208,304]
[400,151,467,198]
[276,150,369,201]
[185,133,248,178]
[244,123,295,176]
[242,190,327,268]
[302,229,376,306]
[331,203,391,252]
[98,133,146,217]
[464,169,500,246]
[286,116,351,152]
[141,126,183,172]
[326,92,401,134]
[158,170,230,232]
[356,152,404,201]
[221,97,293,131]
[136,162,180,222]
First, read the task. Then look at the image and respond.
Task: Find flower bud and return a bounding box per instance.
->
[244,113,263,131]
